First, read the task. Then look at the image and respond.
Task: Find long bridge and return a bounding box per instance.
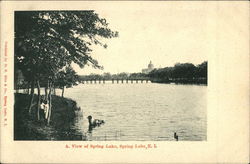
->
[80,78,151,84]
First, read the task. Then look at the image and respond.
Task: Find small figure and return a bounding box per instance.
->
[40,100,45,120]
[174,132,178,141]
[41,100,49,120]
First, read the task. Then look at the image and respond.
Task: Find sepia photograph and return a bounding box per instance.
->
[1,1,249,163]
[14,9,207,141]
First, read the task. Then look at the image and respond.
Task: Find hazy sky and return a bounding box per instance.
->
[74,2,210,75]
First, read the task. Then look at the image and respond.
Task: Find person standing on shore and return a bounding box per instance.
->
[40,100,49,121]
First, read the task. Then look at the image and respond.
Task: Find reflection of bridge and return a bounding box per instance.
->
[81,79,151,84]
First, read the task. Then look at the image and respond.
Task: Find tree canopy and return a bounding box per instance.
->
[15,11,118,83]
[148,61,207,84]
[14,11,118,121]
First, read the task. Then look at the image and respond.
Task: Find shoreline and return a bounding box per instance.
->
[151,79,207,85]
[14,93,82,140]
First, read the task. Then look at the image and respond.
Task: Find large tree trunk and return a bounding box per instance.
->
[37,80,41,120]
[16,85,19,93]
[28,79,35,114]
[44,80,49,101]
[44,87,47,99]
[53,86,56,95]
[61,86,65,97]
[27,82,30,94]
[47,81,52,125]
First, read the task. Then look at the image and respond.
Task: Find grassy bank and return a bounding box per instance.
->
[14,93,82,140]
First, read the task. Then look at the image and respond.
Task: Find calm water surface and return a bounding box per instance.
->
[64,82,207,141]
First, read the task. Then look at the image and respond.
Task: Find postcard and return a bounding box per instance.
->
[0,1,249,163]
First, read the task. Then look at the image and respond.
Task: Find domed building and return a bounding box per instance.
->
[142,61,154,74]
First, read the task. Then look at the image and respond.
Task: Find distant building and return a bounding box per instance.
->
[142,61,154,74]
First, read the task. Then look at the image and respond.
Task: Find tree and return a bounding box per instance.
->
[15,11,118,122]
[196,61,207,78]
[117,72,129,79]
[173,63,196,79]
[103,72,112,80]
[148,61,207,83]
[129,73,146,79]
[55,66,79,97]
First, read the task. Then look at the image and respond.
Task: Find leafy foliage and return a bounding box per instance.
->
[148,61,207,82]
[55,66,79,89]
[14,11,118,120]
[15,11,118,83]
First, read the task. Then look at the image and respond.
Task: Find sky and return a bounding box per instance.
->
[73,2,210,75]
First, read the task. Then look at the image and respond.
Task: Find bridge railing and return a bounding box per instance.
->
[80,78,151,84]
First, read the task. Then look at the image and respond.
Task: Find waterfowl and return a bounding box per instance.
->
[93,119,105,126]
[174,132,178,141]
[87,115,105,127]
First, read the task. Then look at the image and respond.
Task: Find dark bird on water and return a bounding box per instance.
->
[174,132,178,141]
[87,115,105,127]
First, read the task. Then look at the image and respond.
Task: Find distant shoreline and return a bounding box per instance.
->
[151,78,207,85]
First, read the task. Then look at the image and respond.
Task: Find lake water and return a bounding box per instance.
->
[64,82,207,141]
